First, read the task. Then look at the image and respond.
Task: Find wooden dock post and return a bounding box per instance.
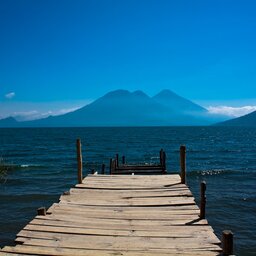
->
[109,158,113,174]
[222,230,233,255]
[122,155,126,165]
[162,151,166,173]
[200,181,206,219]
[116,154,119,167]
[63,191,70,196]
[76,139,83,184]
[113,159,117,172]
[37,207,46,216]
[101,163,105,174]
[160,149,163,166]
[180,145,186,184]
[109,159,116,174]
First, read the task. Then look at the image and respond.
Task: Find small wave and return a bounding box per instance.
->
[3,164,45,171]
[187,169,244,177]
[20,164,30,168]
[17,164,48,170]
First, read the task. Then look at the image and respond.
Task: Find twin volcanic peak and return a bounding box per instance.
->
[0,89,231,127]
[51,89,209,127]
[94,89,207,113]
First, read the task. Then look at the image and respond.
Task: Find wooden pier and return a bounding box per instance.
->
[0,143,233,255]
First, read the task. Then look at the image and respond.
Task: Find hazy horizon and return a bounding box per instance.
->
[1,89,256,121]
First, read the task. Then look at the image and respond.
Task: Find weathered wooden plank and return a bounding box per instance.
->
[45,214,204,226]
[58,196,196,207]
[66,189,192,199]
[79,174,182,189]
[86,174,181,178]
[48,208,200,221]
[75,183,184,190]
[70,186,190,194]
[111,170,165,175]
[35,214,209,228]
[59,196,194,204]
[0,252,37,256]
[74,184,188,191]
[19,225,220,243]
[84,176,181,183]
[47,203,200,214]
[1,245,221,256]
[15,234,221,250]
[30,218,215,232]
[49,203,200,214]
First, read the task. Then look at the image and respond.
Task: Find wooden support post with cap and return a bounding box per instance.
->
[162,151,166,173]
[200,181,206,219]
[222,230,233,255]
[122,156,126,165]
[160,149,163,166]
[109,158,113,174]
[37,207,46,216]
[76,139,83,184]
[115,154,119,167]
[112,159,117,173]
[180,145,186,184]
[101,163,105,174]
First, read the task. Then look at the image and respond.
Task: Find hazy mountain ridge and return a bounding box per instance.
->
[0,89,227,127]
[0,117,18,127]
[153,89,207,113]
[216,110,256,126]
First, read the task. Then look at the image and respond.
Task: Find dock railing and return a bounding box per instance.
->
[109,149,167,175]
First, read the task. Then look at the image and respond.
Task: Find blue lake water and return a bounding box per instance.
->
[0,127,255,255]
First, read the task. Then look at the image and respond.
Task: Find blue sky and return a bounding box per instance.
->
[0,0,256,120]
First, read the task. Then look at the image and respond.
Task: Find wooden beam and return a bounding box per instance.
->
[114,165,163,171]
[180,145,186,184]
[116,154,119,167]
[162,151,166,173]
[222,230,233,255]
[122,156,126,165]
[109,158,113,174]
[37,207,46,216]
[160,149,164,166]
[101,164,105,174]
[200,181,206,219]
[76,139,83,184]
[110,159,116,175]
